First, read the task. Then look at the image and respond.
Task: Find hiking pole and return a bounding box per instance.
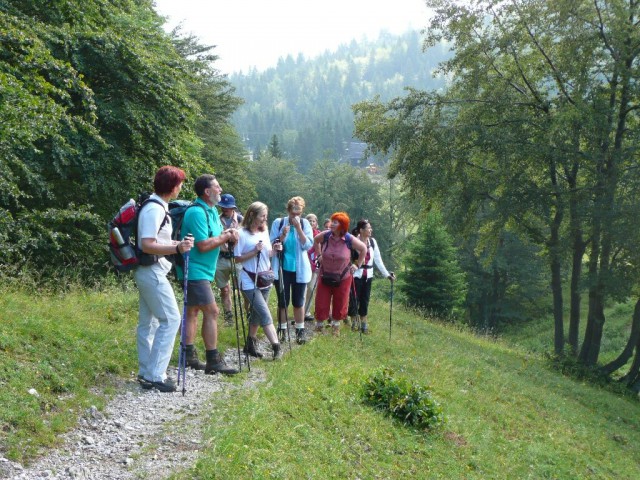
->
[228,250,244,372]
[277,249,293,353]
[178,245,191,396]
[242,243,268,370]
[304,269,319,316]
[350,278,362,342]
[389,276,394,341]
[235,246,251,371]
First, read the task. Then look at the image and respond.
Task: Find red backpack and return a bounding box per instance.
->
[108,194,167,272]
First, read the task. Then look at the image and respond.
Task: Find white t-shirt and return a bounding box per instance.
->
[234,228,272,290]
[137,194,172,273]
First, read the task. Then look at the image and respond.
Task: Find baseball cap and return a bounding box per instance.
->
[217,193,237,209]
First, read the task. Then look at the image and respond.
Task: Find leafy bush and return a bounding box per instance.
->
[361,367,445,431]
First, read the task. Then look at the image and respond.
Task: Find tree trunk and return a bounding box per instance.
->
[549,213,564,356]
[548,156,564,355]
[579,216,601,365]
[601,298,640,376]
[567,165,584,356]
[620,332,640,392]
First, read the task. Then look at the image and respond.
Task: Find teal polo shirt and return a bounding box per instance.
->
[181,198,223,281]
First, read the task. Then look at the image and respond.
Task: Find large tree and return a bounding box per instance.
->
[0,1,248,279]
[354,0,640,381]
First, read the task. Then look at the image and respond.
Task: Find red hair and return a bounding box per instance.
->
[331,212,350,236]
[154,166,186,195]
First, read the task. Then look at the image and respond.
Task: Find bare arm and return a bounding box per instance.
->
[141,236,193,256]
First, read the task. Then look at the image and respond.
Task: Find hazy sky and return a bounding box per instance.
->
[153,0,431,74]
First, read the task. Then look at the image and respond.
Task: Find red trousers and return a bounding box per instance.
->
[314,275,352,321]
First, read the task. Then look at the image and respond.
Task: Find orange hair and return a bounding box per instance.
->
[331,211,350,236]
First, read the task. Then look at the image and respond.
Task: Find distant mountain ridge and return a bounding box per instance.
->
[229,30,450,171]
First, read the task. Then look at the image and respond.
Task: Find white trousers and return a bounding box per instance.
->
[134,266,181,382]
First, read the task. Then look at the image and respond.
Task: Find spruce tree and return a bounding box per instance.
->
[401,212,467,318]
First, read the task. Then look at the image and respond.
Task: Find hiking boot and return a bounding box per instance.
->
[185,345,206,371]
[296,328,308,345]
[331,321,341,337]
[150,378,177,393]
[361,322,369,335]
[205,351,239,375]
[351,318,360,332]
[224,310,234,327]
[304,314,314,322]
[243,335,264,358]
[314,322,324,333]
[137,375,153,390]
[272,343,283,360]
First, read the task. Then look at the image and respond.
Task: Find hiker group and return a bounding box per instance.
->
[119,166,394,393]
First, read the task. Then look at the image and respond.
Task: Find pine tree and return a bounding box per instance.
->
[400,212,467,318]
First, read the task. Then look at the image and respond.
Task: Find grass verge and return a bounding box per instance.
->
[184,302,640,479]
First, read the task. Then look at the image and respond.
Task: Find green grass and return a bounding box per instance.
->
[0,281,140,460]
[184,305,640,479]
[1,281,639,479]
[500,296,635,366]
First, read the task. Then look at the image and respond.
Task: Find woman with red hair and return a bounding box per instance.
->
[135,166,194,392]
[312,212,367,335]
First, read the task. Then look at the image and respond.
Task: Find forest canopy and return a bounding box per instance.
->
[0,0,249,278]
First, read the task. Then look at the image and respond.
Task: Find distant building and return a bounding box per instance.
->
[341,141,375,167]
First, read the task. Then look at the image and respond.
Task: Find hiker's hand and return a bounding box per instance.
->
[255,241,264,253]
[179,235,194,253]
[388,272,396,282]
[281,225,290,239]
[273,241,283,252]
[225,228,239,244]
[290,216,301,228]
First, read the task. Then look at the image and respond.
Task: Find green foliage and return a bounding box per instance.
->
[460,230,550,331]
[0,1,249,282]
[362,367,445,431]
[400,212,467,317]
[304,159,383,225]
[231,30,449,169]
[248,154,305,217]
[354,0,640,366]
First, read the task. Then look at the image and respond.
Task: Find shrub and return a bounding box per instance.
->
[361,367,445,431]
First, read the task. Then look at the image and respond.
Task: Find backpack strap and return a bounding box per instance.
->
[321,230,332,253]
[322,231,352,252]
[140,198,169,233]
[187,203,212,237]
[345,232,352,250]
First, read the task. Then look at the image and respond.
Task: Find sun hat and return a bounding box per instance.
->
[217,193,237,209]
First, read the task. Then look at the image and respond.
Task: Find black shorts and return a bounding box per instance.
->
[186,280,215,307]
[273,269,306,308]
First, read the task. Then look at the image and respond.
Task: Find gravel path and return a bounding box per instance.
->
[0,345,269,480]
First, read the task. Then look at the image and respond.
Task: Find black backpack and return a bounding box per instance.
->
[167,200,211,278]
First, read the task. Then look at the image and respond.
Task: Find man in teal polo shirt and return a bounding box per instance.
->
[181,174,239,375]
